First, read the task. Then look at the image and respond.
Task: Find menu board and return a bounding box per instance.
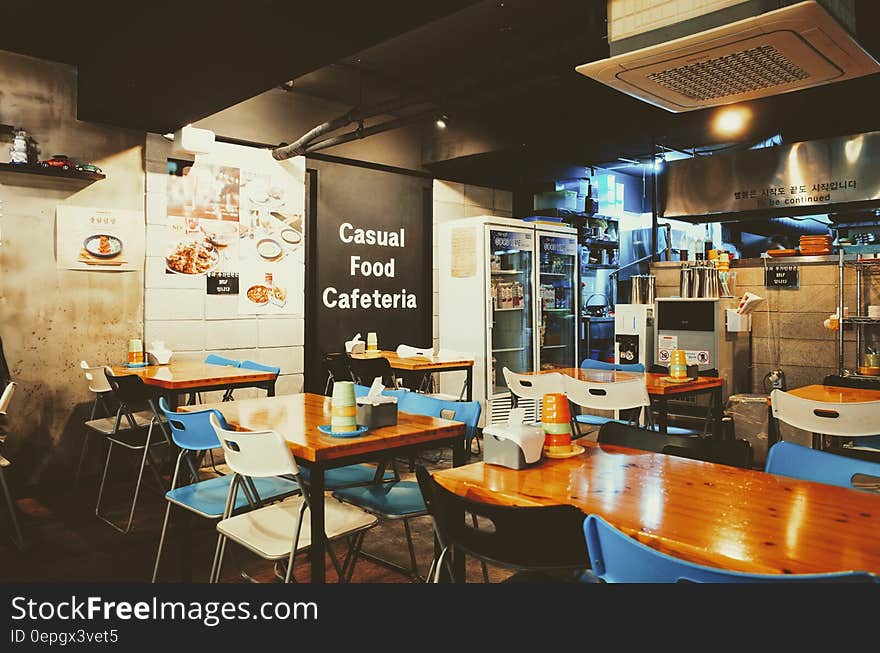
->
[164,145,305,315]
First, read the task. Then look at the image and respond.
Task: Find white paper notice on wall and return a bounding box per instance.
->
[451,226,476,278]
[657,334,678,362]
[56,205,145,271]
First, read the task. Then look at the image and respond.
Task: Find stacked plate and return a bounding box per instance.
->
[799,235,832,256]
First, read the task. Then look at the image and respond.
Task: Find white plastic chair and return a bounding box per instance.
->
[502,367,566,421]
[208,415,377,583]
[563,375,652,433]
[0,381,23,549]
[770,389,880,450]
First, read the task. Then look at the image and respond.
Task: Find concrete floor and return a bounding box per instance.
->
[0,443,526,583]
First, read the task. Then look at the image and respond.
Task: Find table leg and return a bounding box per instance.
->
[166,391,179,412]
[767,405,779,448]
[308,466,326,583]
[452,434,467,583]
[267,380,276,397]
[711,388,723,439]
[657,397,668,434]
[465,366,473,402]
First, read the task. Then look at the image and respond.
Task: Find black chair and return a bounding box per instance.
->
[95,368,171,534]
[416,465,589,582]
[598,421,754,468]
[348,356,396,388]
[322,352,354,395]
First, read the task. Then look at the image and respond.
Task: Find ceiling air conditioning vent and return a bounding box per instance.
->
[576,1,879,112]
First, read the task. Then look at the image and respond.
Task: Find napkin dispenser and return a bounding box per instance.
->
[355,378,398,428]
[345,333,366,355]
[483,409,544,469]
[145,341,173,365]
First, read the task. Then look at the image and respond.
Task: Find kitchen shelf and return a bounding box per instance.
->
[494,307,523,312]
[844,258,880,272]
[540,272,568,276]
[542,307,572,312]
[490,269,523,275]
[0,162,105,185]
[492,347,524,353]
[842,316,880,325]
[582,238,619,248]
[541,344,568,349]
[582,264,618,269]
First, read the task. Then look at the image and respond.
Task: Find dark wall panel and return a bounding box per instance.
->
[305,160,432,392]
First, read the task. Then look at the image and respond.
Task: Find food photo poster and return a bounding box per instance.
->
[56,205,145,271]
[163,143,305,316]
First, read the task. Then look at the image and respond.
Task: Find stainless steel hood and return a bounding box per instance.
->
[575,1,879,112]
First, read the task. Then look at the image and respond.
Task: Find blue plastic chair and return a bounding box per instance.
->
[765,441,880,492]
[151,397,299,582]
[240,360,281,375]
[332,394,482,580]
[353,383,410,401]
[205,354,241,367]
[583,514,878,583]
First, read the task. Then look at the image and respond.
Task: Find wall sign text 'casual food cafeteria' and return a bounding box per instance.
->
[322,222,418,309]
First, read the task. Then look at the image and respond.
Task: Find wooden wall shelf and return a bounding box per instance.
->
[0,162,105,186]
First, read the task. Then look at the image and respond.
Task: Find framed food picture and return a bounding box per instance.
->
[56,206,145,271]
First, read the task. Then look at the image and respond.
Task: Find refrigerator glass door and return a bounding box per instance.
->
[487,227,534,396]
[537,233,578,370]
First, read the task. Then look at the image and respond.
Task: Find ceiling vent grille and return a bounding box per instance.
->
[576,1,879,112]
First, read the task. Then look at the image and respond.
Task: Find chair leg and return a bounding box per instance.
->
[403,518,420,581]
[151,501,173,582]
[210,534,228,583]
[0,465,24,551]
[96,427,154,534]
[471,513,490,583]
[94,441,115,521]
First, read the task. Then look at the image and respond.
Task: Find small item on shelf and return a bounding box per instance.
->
[76,163,103,174]
[40,154,73,170]
[766,248,799,257]
[9,129,28,164]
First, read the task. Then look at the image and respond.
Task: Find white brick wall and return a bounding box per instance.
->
[143,135,305,394]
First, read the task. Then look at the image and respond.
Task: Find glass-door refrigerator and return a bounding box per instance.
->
[536,227,579,371]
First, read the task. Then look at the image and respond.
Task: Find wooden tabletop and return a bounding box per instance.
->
[433,441,880,575]
[543,368,724,396]
[350,350,474,372]
[181,393,465,463]
[787,384,880,404]
[109,361,276,390]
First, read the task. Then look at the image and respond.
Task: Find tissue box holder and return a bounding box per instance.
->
[483,425,542,470]
[356,399,398,429]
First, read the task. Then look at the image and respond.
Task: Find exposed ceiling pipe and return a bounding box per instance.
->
[272,92,431,160]
[302,110,436,154]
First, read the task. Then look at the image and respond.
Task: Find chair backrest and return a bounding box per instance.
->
[597,421,693,453]
[584,514,877,583]
[205,353,241,367]
[323,352,353,383]
[81,360,112,394]
[103,366,152,407]
[502,368,565,401]
[348,356,395,387]
[209,413,298,478]
[563,375,650,412]
[581,359,645,373]
[399,393,481,442]
[661,440,754,469]
[770,389,880,437]
[240,359,281,375]
[764,441,880,492]
[0,381,15,415]
[353,384,409,400]
[158,396,226,451]
[417,466,588,571]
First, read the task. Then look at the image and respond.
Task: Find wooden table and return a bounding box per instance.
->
[182,393,467,583]
[350,350,475,401]
[768,384,880,449]
[110,360,277,410]
[433,441,880,576]
[546,368,725,436]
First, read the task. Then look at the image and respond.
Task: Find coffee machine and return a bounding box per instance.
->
[614,304,654,369]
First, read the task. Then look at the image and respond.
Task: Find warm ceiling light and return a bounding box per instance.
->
[713,106,751,137]
[435,115,448,129]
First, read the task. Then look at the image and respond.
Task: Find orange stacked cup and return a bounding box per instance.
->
[542,393,572,454]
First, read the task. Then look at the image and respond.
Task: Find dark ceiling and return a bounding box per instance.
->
[3,0,879,189]
[0,0,479,132]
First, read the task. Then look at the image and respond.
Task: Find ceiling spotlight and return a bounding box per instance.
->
[713,106,751,137]
[435,115,448,129]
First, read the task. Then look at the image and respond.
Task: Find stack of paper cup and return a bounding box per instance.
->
[128,339,143,365]
[331,381,357,432]
[542,393,572,454]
